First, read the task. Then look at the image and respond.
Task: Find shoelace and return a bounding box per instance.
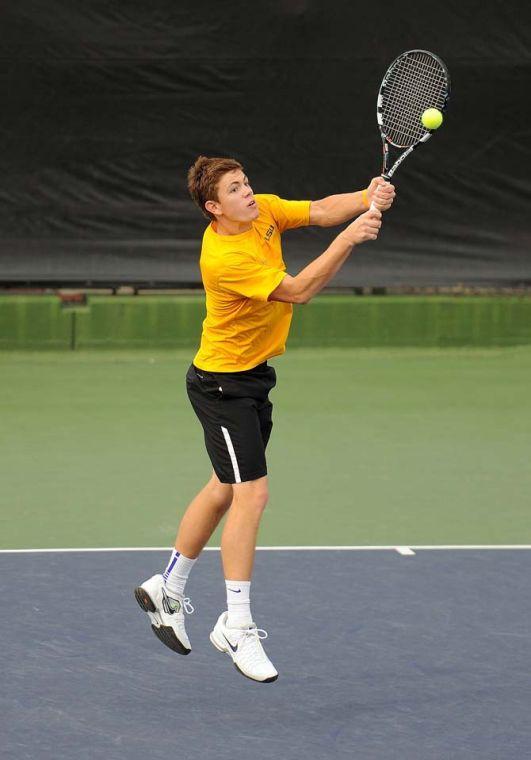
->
[236,626,271,667]
[162,587,195,615]
[243,626,267,641]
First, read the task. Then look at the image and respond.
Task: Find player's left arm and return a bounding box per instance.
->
[309,177,395,227]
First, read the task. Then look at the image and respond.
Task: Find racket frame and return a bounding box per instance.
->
[376,49,451,180]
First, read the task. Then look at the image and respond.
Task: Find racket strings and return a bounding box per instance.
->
[383,62,446,145]
[387,59,443,114]
[385,55,446,116]
[385,78,442,143]
[385,61,445,143]
[381,51,448,147]
[389,58,445,116]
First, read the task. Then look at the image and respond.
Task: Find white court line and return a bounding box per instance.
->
[396,547,416,556]
[1,545,531,554]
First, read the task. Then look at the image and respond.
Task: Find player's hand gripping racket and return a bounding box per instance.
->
[370,49,450,210]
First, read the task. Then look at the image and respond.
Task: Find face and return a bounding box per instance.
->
[205,169,259,223]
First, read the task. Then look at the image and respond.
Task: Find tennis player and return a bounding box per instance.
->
[135,156,395,683]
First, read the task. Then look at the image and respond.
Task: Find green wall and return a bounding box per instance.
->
[1,295,530,350]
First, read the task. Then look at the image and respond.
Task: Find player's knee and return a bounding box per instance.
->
[251,487,269,515]
[247,494,268,518]
[233,479,269,515]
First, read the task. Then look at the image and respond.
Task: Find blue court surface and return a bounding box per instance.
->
[2,549,531,759]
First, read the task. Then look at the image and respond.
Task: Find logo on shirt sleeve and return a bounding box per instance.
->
[264,225,274,242]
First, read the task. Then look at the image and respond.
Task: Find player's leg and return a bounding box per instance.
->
[220,475,268,580]
[160,469,232,607]
[218,396,272,593]
[182,361,278,680]
[215,397,271,616]
[217,397,273,613]
[134,470,232,656]
[211,474,277,683]
[174,470,233,558]
[211,393,278,682]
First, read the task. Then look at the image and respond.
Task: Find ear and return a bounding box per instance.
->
[205,199,221,218]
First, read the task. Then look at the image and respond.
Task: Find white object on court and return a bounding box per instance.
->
[134,573,194,655]
[210,611,278,683]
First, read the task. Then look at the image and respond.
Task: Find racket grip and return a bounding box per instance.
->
[369,174,391,211]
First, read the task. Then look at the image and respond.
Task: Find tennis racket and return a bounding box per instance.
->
[372,49,450,205]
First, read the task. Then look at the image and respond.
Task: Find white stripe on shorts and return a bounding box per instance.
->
[221,426,241,483]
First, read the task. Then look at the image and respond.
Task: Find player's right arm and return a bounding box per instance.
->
[268,208,382,305]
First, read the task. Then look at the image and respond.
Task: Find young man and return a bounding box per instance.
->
[135,156,395,683]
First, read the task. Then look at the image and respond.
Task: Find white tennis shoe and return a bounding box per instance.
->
[209,611,278,683]
[134,574,194,655]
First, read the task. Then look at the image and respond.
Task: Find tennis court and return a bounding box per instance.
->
[2,347,530,548]
[2,347,531,758]
[2,1,530,757]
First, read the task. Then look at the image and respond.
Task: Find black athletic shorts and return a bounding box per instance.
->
[185,361,277,484]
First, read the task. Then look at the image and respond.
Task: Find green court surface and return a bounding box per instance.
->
[1,347,530,550]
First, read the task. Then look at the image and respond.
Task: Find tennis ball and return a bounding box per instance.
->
[421,108,443,130]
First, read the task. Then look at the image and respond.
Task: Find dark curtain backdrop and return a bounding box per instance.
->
[1,0,530,286]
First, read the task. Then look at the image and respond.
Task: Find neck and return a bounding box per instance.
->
[214,217,252,236]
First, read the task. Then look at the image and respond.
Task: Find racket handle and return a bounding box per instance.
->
[369,174,391,211]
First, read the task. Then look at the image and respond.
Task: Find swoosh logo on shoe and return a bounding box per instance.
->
[223,634,238,653]
[167,597,181,613]
[161,589,181,614]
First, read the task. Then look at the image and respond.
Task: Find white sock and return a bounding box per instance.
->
[162,549,196,597]
[225,580,252,628]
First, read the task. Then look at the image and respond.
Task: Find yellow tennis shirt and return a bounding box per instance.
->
[193,194,311,372]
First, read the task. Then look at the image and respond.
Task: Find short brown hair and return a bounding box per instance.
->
[187,155,244,220]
